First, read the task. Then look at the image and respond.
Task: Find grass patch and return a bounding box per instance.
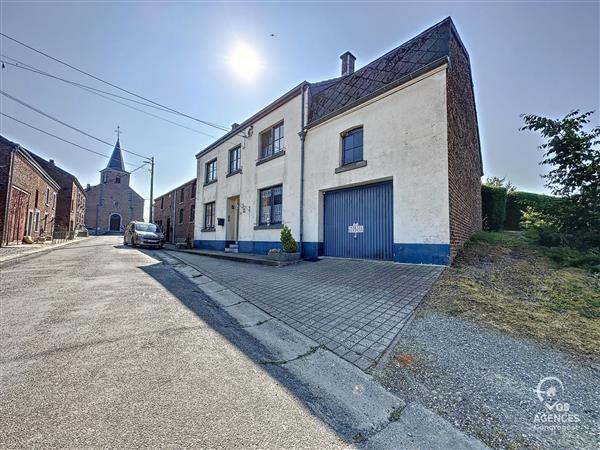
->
[425,231,600,357]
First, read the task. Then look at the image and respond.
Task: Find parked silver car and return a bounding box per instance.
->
[124,221,164,248]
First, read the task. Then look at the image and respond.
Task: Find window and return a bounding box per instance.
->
[229,146,241,173]
[34,210,40,232]
[43,213,48,232]
[103,173,108,183]
[190,204,195,222]
[342,127,363,165]
[160,197,164,209]
[260,122,284,159]
[45,188,50,205]
[204,202,215,229]
[115,176,121,184]
[205,159,217,183]
[34,190,39,208]
[179,208,184,224]
[259,185,283,225]
[191,181,196,198]
[53,193,57,209]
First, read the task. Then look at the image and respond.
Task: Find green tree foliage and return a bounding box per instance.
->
[484,176,516,193]
[481,185,507,231]
[521,110,599,238]
[280,225,298,253]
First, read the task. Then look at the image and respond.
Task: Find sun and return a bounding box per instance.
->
[226,41,262,82]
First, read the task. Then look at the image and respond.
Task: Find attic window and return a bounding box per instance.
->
[115,176,121,184]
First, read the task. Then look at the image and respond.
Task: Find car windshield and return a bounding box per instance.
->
[135,223,159,233]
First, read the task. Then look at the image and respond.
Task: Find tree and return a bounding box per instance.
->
[521,110,599,237]
[484,176,516,193]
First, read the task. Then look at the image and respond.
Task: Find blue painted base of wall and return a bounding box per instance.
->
[393,243,449,265]
[193,240,449,265]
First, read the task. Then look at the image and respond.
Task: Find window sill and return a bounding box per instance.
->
[201,227,216,232]
[226,169,242,178]
[203,179,217,187]
[254,223,283,230]
[335,160,367,174]
[256,151,285,166]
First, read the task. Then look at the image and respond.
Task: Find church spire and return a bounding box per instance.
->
[106,127,126,171]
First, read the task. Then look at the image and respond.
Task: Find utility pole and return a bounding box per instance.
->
[147,156,155,222]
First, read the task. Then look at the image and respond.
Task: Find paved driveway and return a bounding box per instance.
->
[168,252,443,371]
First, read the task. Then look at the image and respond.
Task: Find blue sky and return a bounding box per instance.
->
[1,1,598,215]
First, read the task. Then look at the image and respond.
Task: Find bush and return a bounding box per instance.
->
[481,185,507,231]
[505,191,564,230]
[280,225,298,253]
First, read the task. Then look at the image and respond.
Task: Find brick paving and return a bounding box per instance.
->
[169,252,443,371]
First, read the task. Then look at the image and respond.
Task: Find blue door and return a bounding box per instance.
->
[323,181,393,260]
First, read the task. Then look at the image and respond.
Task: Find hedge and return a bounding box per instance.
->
[505,191,563,230]
[481,185,507,231]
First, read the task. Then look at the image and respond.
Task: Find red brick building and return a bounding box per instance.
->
[30,153,87,233]
[153,178,196,244]
[0,136,61,246]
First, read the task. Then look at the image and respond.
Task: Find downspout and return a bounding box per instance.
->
[298,83,307,256]
[2,150,15,246]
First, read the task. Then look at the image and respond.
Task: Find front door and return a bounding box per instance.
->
[226,196,240,242]
[109,213,121,231]
[166,217,171,242]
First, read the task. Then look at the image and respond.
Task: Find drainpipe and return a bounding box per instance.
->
[2,150,15,246]
[298,83,307,256]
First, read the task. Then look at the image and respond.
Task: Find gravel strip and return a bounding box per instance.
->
[376,311,599,449]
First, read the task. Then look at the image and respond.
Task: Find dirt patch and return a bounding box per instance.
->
[423,232,600,357]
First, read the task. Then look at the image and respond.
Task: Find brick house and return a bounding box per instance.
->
[29,154,86,234]
[153,178,196,244]
[84,138,144,233]
[0,136,61,245]
[193,17,482,264]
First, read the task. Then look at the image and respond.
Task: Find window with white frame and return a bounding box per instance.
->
[259,185,282,225]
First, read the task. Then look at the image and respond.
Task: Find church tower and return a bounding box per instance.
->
[84,130,144,234]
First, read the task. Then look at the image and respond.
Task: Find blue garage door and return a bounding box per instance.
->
[323,181,393,260]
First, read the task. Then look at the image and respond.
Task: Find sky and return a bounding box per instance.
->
[1,1,598,219]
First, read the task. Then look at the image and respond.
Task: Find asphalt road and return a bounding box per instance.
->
[0,236,347,448]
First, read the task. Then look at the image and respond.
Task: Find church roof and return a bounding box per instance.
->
[106,138,126,172]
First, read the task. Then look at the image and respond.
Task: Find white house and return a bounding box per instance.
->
[194,17,482,265]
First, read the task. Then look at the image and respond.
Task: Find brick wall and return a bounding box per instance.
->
[446,31,483,260]
[153,179,196,243]
[0,144,11,243]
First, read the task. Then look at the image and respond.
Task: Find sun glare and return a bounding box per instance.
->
[226,41,262,82]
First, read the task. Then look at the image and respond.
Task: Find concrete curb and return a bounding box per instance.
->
[157,250,489,449]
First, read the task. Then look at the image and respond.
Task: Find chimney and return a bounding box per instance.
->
[231,123,240,131]
[49,159,55,165]
[86,184,91,191]
[340,51,356,76]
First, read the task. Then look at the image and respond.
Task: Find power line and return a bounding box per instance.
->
[0,112,138,169]
[0,32,232,132]
[0,57,219,139]
[0,89,150,159]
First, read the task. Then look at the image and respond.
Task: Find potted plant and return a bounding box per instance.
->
[268,225,300,261]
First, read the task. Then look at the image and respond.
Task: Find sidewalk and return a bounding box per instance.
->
[0,237,88,263]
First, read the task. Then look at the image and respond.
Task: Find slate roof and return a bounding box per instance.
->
[106,138,126,172]
[308,17,454,125]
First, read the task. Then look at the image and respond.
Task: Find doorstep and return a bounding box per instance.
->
[164,245,299,267]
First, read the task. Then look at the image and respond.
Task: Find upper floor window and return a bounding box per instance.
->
[259,185,283,225]
[341,127,363,165]
[103,173,108,183]
[179,187,185,202]
[191,181,196,198]
[45,188,50,206]
[160,197,164,209]
[34,189,39,208]
[204,202,215,229]
[260,122,284,159]
[190,204,195,222]
[229,146,241,173]
[115,176,121,184]
[205,159,217,183]
[179,208,184,224]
